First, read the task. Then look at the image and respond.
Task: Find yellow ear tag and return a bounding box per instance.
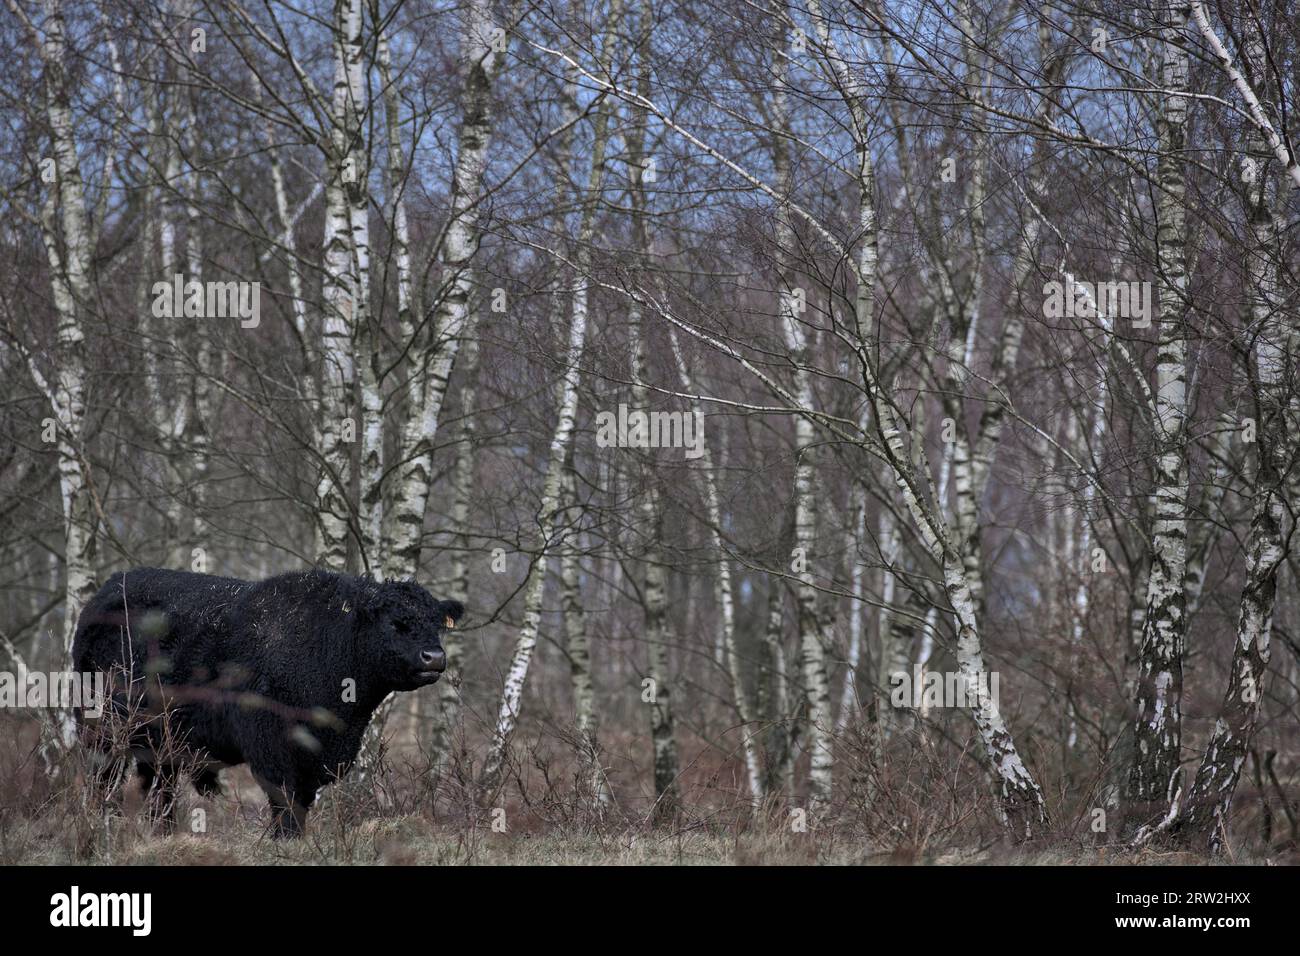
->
[444,616,456,628]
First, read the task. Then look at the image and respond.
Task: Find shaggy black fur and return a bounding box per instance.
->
[72,567,464,837]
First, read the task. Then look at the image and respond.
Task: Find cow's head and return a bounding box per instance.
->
[361,580,464,690]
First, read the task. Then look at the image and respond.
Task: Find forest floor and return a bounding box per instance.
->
[5,814,1266,866]
[1,721,1289,865]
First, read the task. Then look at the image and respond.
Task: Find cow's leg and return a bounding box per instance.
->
[191,766,223,796]
[253,768,312,839]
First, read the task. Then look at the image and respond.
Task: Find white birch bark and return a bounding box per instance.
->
[770,12,833,810]
[761,575,796,797]
[478,3,622,792]
[12,0,99,746]
[476,281,589,795]
[362,28,417,578]
[862,335,1048,834]
[835,488,867,734]
[668,329,764,801]
[560,470,609,807]
[1170,21,1287,853]
[535,0,1048,836]
[314,0,366,571]
[381,1,504,580]
[1128,0,1192,828]
[1190,2,1300,190]
[875,506,913,740]
[340,0,378,573]
[181,75,213,553]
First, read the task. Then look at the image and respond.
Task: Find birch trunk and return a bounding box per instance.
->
[875,506,912,740]
[643,522,680,822]
[346,0,377,573]
[182,76,213,554]
[771,17,833,810]
[668,330,764,800]
[761,576,795,798]
[1171,22,1286,853]
[836,488,867,734]
[626,15,682,817]
[864,344,1047,836]
[17,0,99,746]
[476,285,588,796]
[424,322,479,771]
[478,2,622,794]
[1127,0,1192,830]
[805,0,879,748]
[560,470,609,806]
[314,0,367,572]
[381,1,504,580]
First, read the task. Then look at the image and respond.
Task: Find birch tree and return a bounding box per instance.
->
[772,8,833,809]
[1166,11,1290,853]
[314,0,369,571]
[381,0,505,580]
[627,0,682,819]
[8,0,101,735]
[1127,0,1193,830]
[478,0,625,797]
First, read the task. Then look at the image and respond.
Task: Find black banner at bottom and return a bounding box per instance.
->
[0,863,1278,942]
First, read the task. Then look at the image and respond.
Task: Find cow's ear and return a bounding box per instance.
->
[437,600,465,630]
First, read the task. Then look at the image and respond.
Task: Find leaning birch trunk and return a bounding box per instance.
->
[668,329,764,802]
[477,0,622,792]
[475,282,590,797]
[15,0,99,746]
[1127,0,1192,831]
[381,1,504,580]
[1169,21,1285,853]
[862,343,1048,836]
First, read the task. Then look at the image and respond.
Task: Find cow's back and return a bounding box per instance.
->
[73,568,250,676]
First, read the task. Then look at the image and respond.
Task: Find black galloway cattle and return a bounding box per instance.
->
[73,567,464,836]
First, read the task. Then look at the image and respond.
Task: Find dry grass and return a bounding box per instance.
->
[1,715,1291,866]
